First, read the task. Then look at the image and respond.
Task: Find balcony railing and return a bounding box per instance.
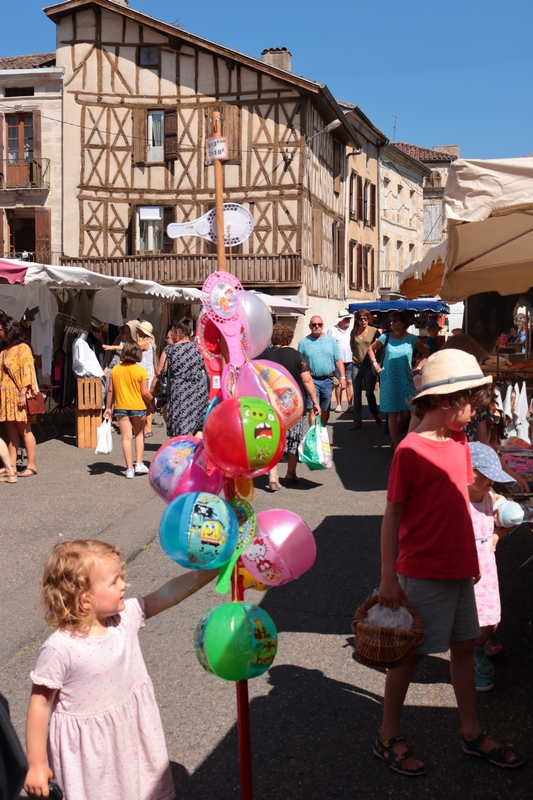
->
[1,251,62,266]
[0,158,50,190]
[378,269,403,294]
[59,253,302,286]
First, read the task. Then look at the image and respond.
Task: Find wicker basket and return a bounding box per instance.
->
[352,595,424,669]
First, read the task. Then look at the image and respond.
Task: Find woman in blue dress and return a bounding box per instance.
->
[368,311,429,450]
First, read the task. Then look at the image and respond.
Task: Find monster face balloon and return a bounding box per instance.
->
[203,396,285,478]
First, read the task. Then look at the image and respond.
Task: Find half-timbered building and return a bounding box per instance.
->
[43,0,361,328]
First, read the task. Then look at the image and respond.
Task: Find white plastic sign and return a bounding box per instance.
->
[206,136,228,162]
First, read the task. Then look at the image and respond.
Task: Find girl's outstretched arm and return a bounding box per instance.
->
[144,569,218,619]
[25,684,57,797]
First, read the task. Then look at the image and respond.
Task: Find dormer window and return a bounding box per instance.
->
[139,46,159,68]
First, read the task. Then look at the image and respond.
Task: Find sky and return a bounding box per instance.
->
[2,0,532,159]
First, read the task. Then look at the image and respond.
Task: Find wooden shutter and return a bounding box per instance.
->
[132,109,147,165]
[0,113,4,187]
[370,247,375,291]
[163,206,175,253]
[333,141,342,194]
[35,207,51,264]
[164,110,178,161]
[223,104,241,165]
[356,175,363,221]
[356,243,363,290]
[312,207,323,265]
[337,221,345,270]
[370,183,376,228]
[0,211,5,256]
[32,110,41,161]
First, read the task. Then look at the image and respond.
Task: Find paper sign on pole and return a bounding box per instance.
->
[206,136,228,164]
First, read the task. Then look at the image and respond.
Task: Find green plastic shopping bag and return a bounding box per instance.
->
[298,417,333,470]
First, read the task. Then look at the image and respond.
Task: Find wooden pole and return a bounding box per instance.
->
[212,111,227,272]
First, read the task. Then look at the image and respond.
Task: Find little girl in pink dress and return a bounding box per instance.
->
[24,540,216,800]
[468,443,515,692]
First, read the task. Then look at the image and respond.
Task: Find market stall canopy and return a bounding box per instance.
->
[249,291,309,315]
[348,299,450,314]
[0,259,202,302]
[399,241,447,299]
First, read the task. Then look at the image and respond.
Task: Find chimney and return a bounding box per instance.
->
[433,145,460,158]
[261,47,292,73]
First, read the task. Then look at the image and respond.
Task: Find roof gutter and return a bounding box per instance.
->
[0,68,64,77]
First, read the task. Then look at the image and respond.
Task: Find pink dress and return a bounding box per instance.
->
[470,494,501,627]
[31,598,175,800]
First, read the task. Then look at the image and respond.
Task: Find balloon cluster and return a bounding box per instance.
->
[150,273,316,682]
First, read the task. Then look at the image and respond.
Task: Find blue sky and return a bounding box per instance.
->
[2,0,532,159]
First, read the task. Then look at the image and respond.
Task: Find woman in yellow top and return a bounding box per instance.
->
[104,342,154,479]
[0,316,39,478]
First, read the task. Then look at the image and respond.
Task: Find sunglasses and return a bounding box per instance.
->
[355,316,368,321]
[310,323,323,328]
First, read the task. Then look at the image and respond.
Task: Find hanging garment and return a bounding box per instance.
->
[31,286,57,378]
[515,382,530,444]
[501,384,518,438]
[92,288,123,327]
[72,336,105,378]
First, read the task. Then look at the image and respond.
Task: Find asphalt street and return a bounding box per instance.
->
[1,406,532,799]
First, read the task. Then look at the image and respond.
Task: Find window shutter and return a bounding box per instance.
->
[132,109,147,165]
[370,247,375,291]
[163,206,175,253]
[370,183,376,228]
[0,114,4,189]
[337,221,345,270]
[357,242,363,290]
[0,211,5,255]
[333,141,341,194]
[164,110,178,161]
[32,110,41,161]
[312,207,323,265]
[357,175,363,221]
[35,207,51,264]
[348,241,355,288]
[222,104,241,165]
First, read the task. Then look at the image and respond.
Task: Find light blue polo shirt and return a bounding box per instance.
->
[298,334,341,378]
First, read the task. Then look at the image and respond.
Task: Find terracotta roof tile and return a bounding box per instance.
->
[392,142,456,162]
[0,53,56,70]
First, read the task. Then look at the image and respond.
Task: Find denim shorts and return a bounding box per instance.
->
[307,376,334,411]
[115,409,147,418]
[398,574,480,655]
[334,362,353,381]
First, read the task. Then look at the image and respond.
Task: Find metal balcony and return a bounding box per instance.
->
[378,269,403,294]
[0,158,50,190]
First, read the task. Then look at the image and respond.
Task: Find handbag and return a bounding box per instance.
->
[374,331,391,372]
[26,392,46,416]
[298,417,333,470]
[155,359,171,401]
[95,419,113,455]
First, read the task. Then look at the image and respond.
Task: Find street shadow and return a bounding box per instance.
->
[87,461,128,476]
[329,414,392,493]
[168,663,532,800]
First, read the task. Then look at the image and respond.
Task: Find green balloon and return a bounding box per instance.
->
[194,602,278,681]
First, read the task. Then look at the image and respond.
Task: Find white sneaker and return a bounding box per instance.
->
[125,468,134,479]
[334,405,342,413]
[134,463,149,475]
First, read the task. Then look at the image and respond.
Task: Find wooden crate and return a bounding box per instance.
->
[76,378,103,448]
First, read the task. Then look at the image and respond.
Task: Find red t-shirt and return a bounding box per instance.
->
[387,431,478,580]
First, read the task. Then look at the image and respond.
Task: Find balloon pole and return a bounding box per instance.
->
[212,110,227,273]
[233,568,254,800]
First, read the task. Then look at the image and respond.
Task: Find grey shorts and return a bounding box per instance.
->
[398,575,480,655]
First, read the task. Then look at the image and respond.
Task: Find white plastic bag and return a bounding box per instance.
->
[364,603,413,631]
[95,419,113,455]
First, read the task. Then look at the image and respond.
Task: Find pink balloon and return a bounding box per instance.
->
[149,436,223,503]
[240,509,316,586]
[221,360,303,430]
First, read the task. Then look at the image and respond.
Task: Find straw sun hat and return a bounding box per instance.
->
[412,349,492,401]
[137,320,155,340]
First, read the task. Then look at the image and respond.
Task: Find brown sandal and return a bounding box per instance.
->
[19,467,37,478]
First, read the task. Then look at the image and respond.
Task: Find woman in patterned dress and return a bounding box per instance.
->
[162,321,208,438]
[0,316,39,477]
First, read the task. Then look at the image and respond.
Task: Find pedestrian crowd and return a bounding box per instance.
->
[1,305,529,798]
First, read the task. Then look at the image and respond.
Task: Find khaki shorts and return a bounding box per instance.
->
[398,575,480,655]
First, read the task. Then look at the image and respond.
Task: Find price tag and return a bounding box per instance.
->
[206,136,228,163]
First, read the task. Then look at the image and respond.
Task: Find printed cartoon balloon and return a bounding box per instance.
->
[149,437,223,503]
[241,509,316,586]
[194,602,278,680]
[222,360,303,430]
[159,491,239,569]
[242,291,273,358]
[203,397,285,478]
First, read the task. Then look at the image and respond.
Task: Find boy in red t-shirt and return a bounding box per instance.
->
[374,350,523,775]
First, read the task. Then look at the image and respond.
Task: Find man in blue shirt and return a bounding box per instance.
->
[298,315,345,426]
[424,321,441,356]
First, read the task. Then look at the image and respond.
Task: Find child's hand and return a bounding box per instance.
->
[378,577,407,610]
[24,763,53,797]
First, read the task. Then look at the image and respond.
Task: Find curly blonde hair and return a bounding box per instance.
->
[42,540,125,633]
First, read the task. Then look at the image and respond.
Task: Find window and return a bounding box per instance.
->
[364,246,375,292]
[357,243,363,290]
[396,240,403,271]
[147,110,164,162]
[5,87,34,97]
[356,175,363,221]
[383,235,390,270]
[349,172,357,219]
[424,204,443,243]
[139,46,159,68]
[333,140,342,194]
[364,180,370,224]
[7,113,33,161]
[348,240,357,288]
[409,243,415,262]
[136,206,163,253]
[397,184,403,223]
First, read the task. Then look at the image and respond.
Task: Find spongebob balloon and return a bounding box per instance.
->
[203,396,285,478]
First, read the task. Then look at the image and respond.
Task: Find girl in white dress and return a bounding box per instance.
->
[25,540,216,800]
